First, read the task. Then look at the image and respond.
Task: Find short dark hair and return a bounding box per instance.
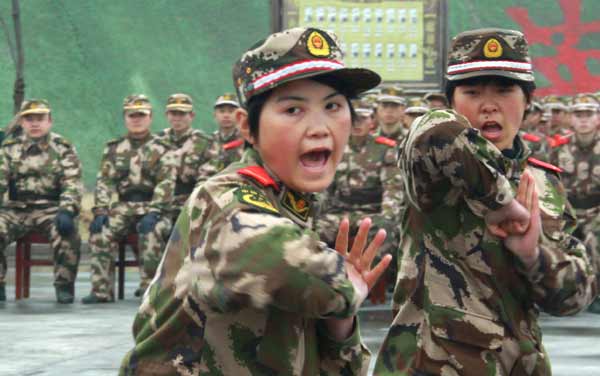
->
[444,76,536,106]
[245,75,357,146]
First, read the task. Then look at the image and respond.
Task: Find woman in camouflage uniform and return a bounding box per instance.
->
[375,29,597,375]
[120,27,390,375]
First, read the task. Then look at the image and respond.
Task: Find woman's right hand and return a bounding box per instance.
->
[334,217,392,303]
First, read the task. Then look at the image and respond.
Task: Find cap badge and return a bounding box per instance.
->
[134,100,144,106]
[483,38,503,58]
[307,31,330,57]
[282,190,310,221]
[30,103,38,109]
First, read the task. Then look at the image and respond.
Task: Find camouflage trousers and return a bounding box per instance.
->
[0,206,81,286]
[88,206,172,299]
[580,210,600,282]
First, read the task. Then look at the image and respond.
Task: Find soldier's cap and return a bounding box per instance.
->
[123,94,152,115]
[233,27,381,107]
[19,99,51,116]
[166,93,193,112]
[526,101,543,113]
[446,28,535,83]
[405,97,429,115]
[570,93,599,112]
[543,95,568,111]
[377,86,406,105]
[214,92,240,108]
[351,99,373,117]
[423,92,449,106]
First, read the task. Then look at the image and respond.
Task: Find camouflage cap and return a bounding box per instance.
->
[526,101,544,113]
[214,92,240,108]
[233,27,380,107]
[543,95,568,111]
[570,93,599,112]
[377,86,406,105]
[19,99,51,116]
[166,93,193,112]
[423,92,449,107]
[123,94,152,114]
[405,97,429,115]
[446,28,535,83]
[351,99,373,116]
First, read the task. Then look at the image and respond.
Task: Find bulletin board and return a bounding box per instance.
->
[273,0,447,90]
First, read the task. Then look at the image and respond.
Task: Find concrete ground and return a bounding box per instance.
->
[2,248,600,375]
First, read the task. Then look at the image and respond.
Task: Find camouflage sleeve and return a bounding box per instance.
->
[92,145,115,215]
[0,146,8,205]
[196,139,222,179]
[376,147,404,255]
[401,110,514,213]
[195,209,362,319]
[518,191,597,316]
[317,319,371,376]
[149,149,176,214]
[58,144,84,214]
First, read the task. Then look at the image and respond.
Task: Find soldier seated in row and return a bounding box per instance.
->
[375,86,407,143]
[0,99,83,303]
[200,93,244,176]
[82,95,176,304]
[156,93,213,221]
[552,93,600,313]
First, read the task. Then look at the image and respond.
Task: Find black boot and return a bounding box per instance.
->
[588,297,600,314]
[81,292,114,304]
[0,283,5,302]
[55,283,74,304]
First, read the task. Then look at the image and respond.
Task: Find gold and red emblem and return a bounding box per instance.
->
[483,38,503,58]
[307,31,330,57]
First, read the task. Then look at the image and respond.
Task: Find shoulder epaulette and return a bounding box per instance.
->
[527,157,562,174]
[374,136,397,147]
[52,133,73,148]
[522,133,541,143]
[191,129,212,141]
[223,139,244,150]
[106,137,124,145]
[546,134,570,148]
[1,137,18,147]
[237,165,279,191]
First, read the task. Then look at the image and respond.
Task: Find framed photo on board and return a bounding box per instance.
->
[272,0,447,91]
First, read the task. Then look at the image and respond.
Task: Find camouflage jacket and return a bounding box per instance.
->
[92,132,176,216]
[375,110,597,376]
[375,125,407,144]
[0,132,83,213]
[552,131,600,225]
[199,128,244,177]
[520,130,548,161]
[156,127,214,205]
[120,148,370,376]
[322,135,403,250]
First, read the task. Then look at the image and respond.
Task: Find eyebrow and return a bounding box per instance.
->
[275,90,342,103]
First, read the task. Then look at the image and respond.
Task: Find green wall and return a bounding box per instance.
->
[0,0,271,188]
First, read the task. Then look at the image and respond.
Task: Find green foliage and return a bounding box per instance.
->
[0,0,270,187]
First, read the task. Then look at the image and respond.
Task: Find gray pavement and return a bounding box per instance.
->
[2,260,600,375]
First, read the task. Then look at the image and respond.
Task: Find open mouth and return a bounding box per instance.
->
[480,121,503,141]
[300,148,332,170]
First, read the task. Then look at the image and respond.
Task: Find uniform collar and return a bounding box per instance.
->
[218,128,240,143]
[126,131,152,147]
[22,133,50,152]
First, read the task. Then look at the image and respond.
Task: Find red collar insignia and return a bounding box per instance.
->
[237,166,279,191]
[527,157,562,173]
[375,136,396,147]
[223,139,244,150]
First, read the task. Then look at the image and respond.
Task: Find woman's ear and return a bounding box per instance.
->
[236,108,254,145]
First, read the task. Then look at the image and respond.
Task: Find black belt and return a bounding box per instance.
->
[119,191,153,202]
[174,181,195,196]
[9,192,60,202]
[569,194,600,210]
[338,188,383,206]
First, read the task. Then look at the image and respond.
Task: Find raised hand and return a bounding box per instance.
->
[334,217,392,303]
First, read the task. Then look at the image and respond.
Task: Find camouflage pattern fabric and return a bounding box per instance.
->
[374,126,407,145]
[520,130,549,161]
[552,132,600,278]
[0,132,82,285]
[199,128,244,177]
[156,127,214,218]
[120,148,370,376]
[374,109,597,375]
[88,133,176,297]
[317,134,403,258]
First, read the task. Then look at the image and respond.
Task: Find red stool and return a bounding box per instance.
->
[116,233,139,299]
[15,233,52,300]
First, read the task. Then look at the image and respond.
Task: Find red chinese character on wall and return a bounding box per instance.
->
[507,0,600,95]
